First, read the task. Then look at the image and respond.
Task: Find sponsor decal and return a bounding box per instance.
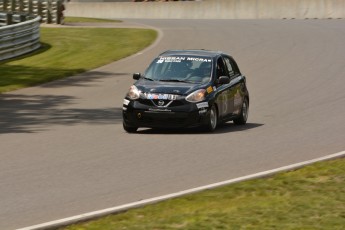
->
[158,94,169,100]
[187,57,212,62]
[199,108,207,114]
[196,102,209,109]
[146,93,177,101]
[157,56,186,63]
[168,94,177,100]
[156,56,212,63]
[206,86,213,94]
[123,99,130,106]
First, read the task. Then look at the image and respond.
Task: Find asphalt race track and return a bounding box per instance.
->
[1,19,344,229]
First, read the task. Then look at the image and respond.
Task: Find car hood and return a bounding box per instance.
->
[135,79,202,95]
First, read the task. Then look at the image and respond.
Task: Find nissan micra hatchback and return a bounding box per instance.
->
[122,50,249,132]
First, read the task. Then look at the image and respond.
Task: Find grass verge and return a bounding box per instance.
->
[0,27,156,93]
[62,158,345,230]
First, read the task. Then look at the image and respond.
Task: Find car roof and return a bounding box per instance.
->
[159,49,227,58]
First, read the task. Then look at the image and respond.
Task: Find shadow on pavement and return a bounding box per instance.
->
[39,71,131,89]
[0,94,122,134]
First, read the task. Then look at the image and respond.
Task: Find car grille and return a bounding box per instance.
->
[141,110,199,127]
[142,116,186,126]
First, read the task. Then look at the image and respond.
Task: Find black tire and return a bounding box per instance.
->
[233,98,249,125]
[204,105,218,132]
[123,122,138,133]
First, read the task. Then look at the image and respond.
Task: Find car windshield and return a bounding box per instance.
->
[144,55,213,84]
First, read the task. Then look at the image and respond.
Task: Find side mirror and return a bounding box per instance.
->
[217,76,230,85]
[133,73,141,80]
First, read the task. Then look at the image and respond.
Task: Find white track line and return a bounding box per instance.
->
[17,150,345,230]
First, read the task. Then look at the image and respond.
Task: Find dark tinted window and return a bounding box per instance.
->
[223,56,240,77]
[216,58,228,78]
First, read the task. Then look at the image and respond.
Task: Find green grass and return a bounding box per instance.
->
[62,158,345,230]
[0,27,156,93]
[64,17,122,23]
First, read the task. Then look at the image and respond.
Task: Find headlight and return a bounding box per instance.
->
[185,89,206,102]
[127,85,140,100]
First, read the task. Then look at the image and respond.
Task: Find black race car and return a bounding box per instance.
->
[122,50,249,132]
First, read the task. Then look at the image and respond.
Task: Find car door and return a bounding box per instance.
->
[214,56,237,121]
[223,55,245,116]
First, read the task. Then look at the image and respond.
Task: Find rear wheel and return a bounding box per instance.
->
[205,105,218,132]
[123,122,138,133]
[233,98,249,125]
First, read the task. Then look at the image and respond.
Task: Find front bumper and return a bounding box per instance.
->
[122,98,209,129]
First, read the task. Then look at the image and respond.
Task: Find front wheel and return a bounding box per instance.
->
[123,122,138,133]
[233,98,249,125]
[204,105,218,132]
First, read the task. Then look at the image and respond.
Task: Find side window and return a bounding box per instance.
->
[216,58,228,78]
[224,57,235,78]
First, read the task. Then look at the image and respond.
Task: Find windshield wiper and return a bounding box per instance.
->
[142,77,154,81]
[159,79,192,83]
